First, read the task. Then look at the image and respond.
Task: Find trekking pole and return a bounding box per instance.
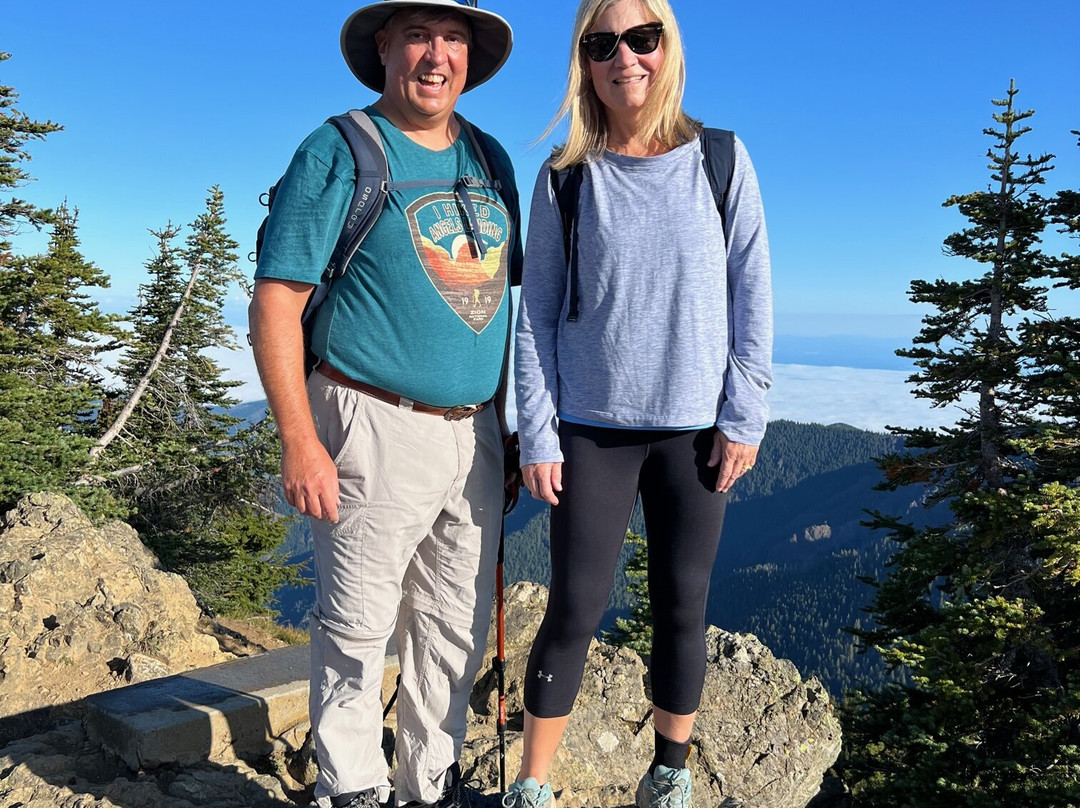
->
[494,527,507,793]
[496,432,520,793]
[383,672,401,719]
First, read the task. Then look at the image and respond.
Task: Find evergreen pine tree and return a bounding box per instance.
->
[0,51,61,248]
[0,54,120,511]
[0,203,120,513]
[840,84,1080,807]
[603,532,654,655]
[98,188,299,616]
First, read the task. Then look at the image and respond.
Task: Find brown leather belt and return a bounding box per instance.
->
[317,364,487,421]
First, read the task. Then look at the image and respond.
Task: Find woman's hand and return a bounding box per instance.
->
[522,462,563,506]
[707,431,759,493]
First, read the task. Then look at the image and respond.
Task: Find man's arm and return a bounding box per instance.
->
[248,277,339,522]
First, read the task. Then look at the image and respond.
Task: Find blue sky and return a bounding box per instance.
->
[5,0,1080,426]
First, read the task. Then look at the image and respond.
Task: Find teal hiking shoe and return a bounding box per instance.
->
[635,765,692,808]
[501,778,556,808]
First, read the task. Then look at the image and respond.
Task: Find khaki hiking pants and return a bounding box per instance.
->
[306,373,503,807]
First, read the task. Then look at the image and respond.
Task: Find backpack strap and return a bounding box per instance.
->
[459,115,524,288]
[459,116,500,190]
[325,110,389,279]
[300,109,389,328]
[550,163,584,322]
[458,115,523,405]
[291,110,388,376]
[549,130,735,324]
[700,128,736,235]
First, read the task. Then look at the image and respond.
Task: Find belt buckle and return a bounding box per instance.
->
[443,404,480,421]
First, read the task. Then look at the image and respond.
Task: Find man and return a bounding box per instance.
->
[248,2,520,807]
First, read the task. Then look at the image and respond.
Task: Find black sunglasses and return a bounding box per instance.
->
[580,22,663,62]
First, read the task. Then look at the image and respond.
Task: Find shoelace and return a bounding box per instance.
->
[501,786,547,808]
[444,774,486,808]
[644,777,687,808]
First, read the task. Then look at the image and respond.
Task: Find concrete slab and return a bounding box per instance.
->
[85,644,311,770]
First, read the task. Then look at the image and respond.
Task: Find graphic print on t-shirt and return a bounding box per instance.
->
[406,192,509,334]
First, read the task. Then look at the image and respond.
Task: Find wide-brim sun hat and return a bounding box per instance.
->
[341,0,513,93]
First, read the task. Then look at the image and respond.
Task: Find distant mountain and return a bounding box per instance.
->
[229,399,271,425]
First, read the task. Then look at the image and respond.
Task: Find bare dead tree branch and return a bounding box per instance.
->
[89,259,203,459]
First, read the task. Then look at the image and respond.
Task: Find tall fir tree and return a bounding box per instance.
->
[840,85,1080,807]
[0,203,120,513]
[0,53,120,511]
[98,188,299,616]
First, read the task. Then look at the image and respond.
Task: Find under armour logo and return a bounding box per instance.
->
[537,670,553,682]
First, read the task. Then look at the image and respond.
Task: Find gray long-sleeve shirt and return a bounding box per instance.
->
[514,136,773,466]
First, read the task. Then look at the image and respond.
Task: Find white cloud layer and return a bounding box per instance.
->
[223,348,966,435]
[768,363,966,433]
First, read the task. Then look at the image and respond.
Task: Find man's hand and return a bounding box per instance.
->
[522,462,563,506]
[282,438,340,523]
[707,431,759,493]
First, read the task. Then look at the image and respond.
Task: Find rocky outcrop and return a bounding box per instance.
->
[0,496,842,807]
[0,720,297,807]
[465,583,841,808]
[0,493,232,744]
[790,524,831,544]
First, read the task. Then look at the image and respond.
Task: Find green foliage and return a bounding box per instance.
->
[0,51,62,248]
[95,188,300,617]
[0,205,121,515]
[731,420,901,503]
[602,532,653,654]
[710,538,906,696]
[0,55,119,513]
[840,84,1080,807]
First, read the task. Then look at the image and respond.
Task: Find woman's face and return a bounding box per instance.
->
[585,0,664,122]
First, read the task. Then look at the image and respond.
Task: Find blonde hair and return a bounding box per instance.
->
[547,0,701,170]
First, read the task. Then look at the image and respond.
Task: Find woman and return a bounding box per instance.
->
[508,0,772,805]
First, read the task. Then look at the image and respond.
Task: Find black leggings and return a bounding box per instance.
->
[524,421,728,717]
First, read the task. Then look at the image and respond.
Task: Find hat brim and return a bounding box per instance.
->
[341,0,513,93]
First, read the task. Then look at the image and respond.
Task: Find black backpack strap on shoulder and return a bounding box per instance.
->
[549,163,584,322]
[459,115,520,401]
[458,115,524,288]
[700,128,736,236]
[458,116,501,192]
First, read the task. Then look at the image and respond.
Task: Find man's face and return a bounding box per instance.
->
[376,10,471,128]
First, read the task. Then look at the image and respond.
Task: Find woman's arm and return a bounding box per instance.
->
[515,163,572,499]
[716,137,774,449]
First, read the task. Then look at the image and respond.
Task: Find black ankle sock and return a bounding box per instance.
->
[649,729,690,773]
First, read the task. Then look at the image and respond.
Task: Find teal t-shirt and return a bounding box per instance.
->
[255,108,512,407]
